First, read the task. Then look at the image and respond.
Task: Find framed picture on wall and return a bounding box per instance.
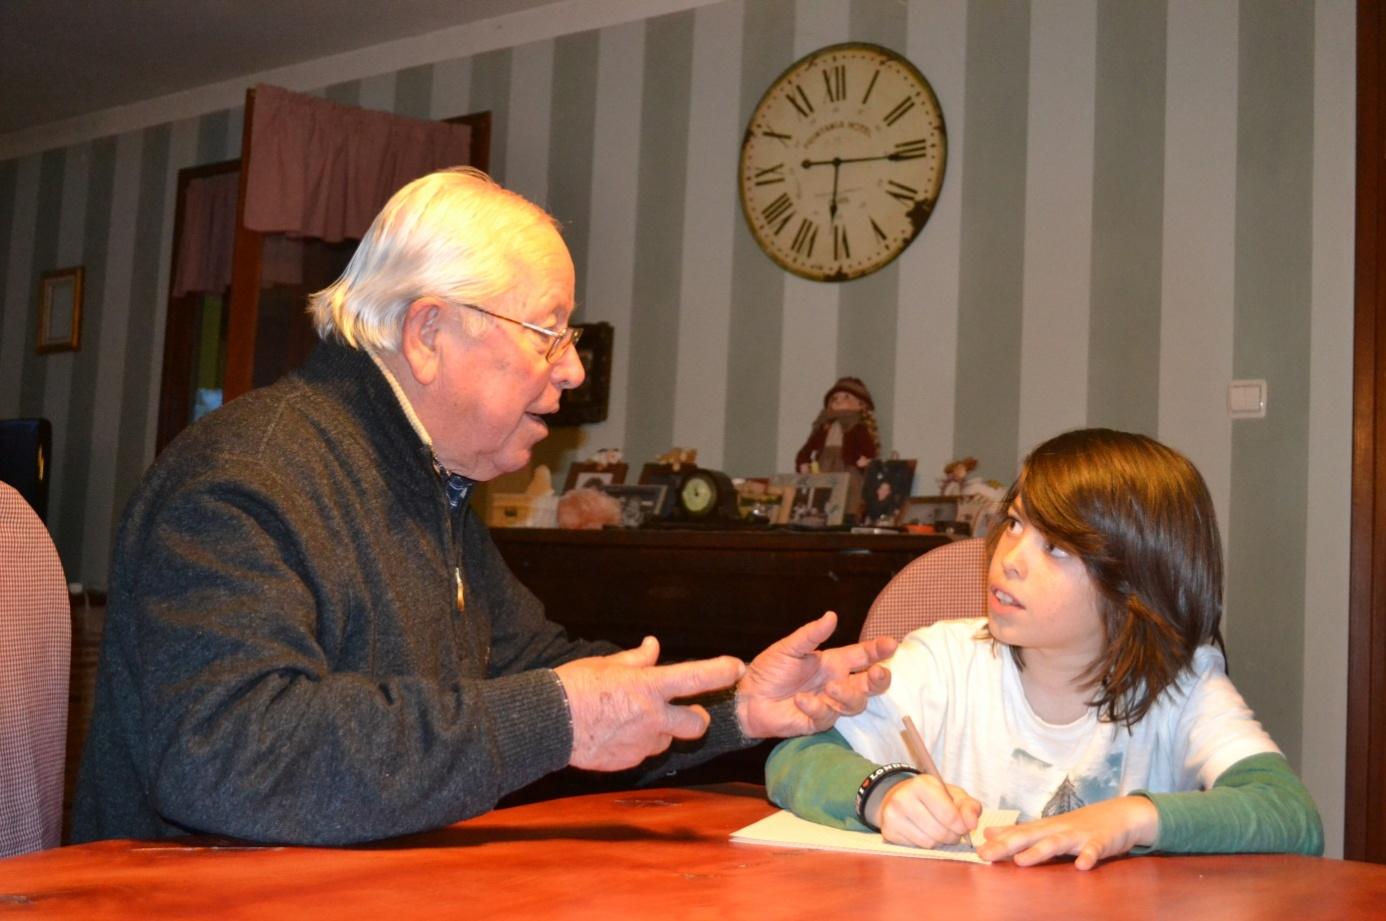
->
[36,266,84,354]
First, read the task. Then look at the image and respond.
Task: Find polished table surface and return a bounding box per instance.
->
[2,785,1383,920]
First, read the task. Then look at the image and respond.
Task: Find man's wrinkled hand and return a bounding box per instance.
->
[555,637,745,771]
[734,611,897,739]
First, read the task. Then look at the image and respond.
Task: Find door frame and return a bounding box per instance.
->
[1348,0,1386,864]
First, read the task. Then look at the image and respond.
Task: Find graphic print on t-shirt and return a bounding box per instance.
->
[1000,749,1125,821]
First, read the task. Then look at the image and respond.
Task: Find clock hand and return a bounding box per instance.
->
[829,160,841,223]
[801,151,918,168]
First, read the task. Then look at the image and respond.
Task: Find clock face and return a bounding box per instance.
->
[739,43,946,282]
[681,473,716,516]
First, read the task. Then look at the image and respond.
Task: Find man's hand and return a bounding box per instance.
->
[734,611,897,739]
[975,796,1159,870]
[555,637,745,771]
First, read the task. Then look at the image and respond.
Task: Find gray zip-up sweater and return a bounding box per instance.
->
[73,342,744,845]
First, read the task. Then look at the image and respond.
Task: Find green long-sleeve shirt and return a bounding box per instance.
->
[766,728,1322,856]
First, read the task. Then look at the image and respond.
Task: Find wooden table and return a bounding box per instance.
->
[2,785,1382,920]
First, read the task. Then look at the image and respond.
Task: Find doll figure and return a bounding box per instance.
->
[796,377,881,520]
[938,457,977,496]
[796,377,881,475]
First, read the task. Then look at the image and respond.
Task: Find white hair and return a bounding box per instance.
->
[307,166,561,351]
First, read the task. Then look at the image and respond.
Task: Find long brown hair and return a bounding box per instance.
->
[985,428,1225,728]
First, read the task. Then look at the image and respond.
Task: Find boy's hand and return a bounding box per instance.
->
[875,774,982,848]
[975,796,1159,870]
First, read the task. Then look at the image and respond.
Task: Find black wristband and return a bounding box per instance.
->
[855,762,920,831]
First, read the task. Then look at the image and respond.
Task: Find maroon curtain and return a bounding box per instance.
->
[172,171,239,297]
[242,83,473,242]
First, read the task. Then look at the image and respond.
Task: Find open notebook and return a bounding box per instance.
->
[731,808,1020,865]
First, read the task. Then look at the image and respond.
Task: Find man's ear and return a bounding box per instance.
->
[398,297,445,385]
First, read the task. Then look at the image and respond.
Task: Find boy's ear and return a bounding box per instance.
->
[398,297,444,385]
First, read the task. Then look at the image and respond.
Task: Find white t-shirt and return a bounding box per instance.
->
[835,618,1279,822]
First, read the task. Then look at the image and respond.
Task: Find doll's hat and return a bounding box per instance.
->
[823,377,874,410]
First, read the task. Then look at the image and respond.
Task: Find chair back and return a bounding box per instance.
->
[0,481,70,856]
[860,538,989,642]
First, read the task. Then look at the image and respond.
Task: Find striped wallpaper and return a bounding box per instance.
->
[0,0,1356,853]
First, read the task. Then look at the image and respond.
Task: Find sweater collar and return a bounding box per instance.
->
[366,349,475,506]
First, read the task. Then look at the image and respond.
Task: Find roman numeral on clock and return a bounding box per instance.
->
[862,69,880,105]
[887,179,918,205]
[754,164,785,186]
[762,193,795,233]
[822,64,846,103]
[883,96,915,127]
[891,138,930,160]
[834,224,851,260]
[791,218,818,256]
[788,83,815,118]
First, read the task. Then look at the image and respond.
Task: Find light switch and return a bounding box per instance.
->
[1227,379,1267,419]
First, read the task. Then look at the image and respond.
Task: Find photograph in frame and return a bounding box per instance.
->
[900,495,960,528]
[860,458,917,526]
[597,484,668,528]
[563,461,628,493]
[769,472,850,527]
[637,463,685,519]
[550,322,613,426]
[36,266,84,354]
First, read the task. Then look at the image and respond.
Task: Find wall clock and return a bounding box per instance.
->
[739,42,946,282]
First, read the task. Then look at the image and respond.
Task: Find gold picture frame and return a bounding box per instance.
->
[37,266,84,354]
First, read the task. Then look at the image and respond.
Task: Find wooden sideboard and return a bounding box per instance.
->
[491,526,949,661]
[491,526,948,796]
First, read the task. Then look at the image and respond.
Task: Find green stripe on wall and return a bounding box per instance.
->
[624,11,695,467]
[1087,0,1166,434]
[17,149,66,415]
[324,80,362,107]
[56,137,116,576]
[953,1,1029,482]
[108,123,170,538]
[1227,0,1315,769]
[470,50,513,184]
[395,64,434,119]
[838,0,911,454]
[723,0,794,476]
[196,110,230,165]
[549,30,600,313]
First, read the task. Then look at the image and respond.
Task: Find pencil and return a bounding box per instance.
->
[901,715,970,846]
[900,715,944,781]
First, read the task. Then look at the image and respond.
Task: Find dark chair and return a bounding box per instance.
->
[0,418,53,522]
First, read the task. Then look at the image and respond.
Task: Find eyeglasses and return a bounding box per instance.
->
[454,302,582,362]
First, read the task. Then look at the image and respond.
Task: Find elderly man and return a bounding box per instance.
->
[73,167,896,846]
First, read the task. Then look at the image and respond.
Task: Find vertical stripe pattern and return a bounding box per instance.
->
[0,0,1355,853]
[1226,0,1315,766]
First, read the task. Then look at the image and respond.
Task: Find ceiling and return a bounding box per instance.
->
[0,0,556,136]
